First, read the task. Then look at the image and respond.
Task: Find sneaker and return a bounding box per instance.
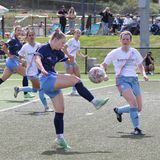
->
[113,108,122,122]
[24,93,35,98]
[94,98,109,110]
[131,127,143,135]
[55,138,71,151]
[14,87,19,98]
[45,107,54,112]
[69,91,79,96]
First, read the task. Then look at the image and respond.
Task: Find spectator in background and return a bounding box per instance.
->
[99,7,113,35]
[85,15,92,35]
[120,13,133,32]
[67,7,76,33]
[57,5,68,33]
[144,51,155,75]
[111,14,123,34]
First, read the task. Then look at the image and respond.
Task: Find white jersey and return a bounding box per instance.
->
[103,47,143,77]
[66,38,80,62]
[18,42,41,76]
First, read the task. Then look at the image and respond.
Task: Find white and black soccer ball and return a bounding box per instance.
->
[88,67,105,83]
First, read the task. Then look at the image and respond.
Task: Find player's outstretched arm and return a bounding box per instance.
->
[138,63,149,81]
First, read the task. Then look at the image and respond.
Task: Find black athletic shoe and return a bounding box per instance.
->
[131,128,143,135]
[113,108,122,122]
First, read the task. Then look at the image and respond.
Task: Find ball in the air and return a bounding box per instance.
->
[88,67,105,83]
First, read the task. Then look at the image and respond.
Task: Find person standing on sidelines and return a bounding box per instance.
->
[35,30,109,150]
[67,7,77,33]
[101,31,148,135]
[57,5,68,33]
[0,26,34,98]
[63,29,87,95]
[14,30,53,112]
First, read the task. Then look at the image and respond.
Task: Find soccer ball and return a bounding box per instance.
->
[88,67,105,83]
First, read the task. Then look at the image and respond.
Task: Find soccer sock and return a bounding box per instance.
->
[117,105,130,114]
[72,86,77,92]
[0,78,4,85]
[39,89,48,109]
[54,112,64,134]
[57,134,64,139]
[22,76,29,95]
[130,107,139,129]
[75,81,94,102]
[18,86,37,92]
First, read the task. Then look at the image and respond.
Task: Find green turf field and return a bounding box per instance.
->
[0,80,160,160]
[0,73,159,110]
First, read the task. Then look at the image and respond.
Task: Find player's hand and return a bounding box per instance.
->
[103,74,109,81]
[41,68,48,75]
[0,41,8,53]
[68,55,74,63]
[143,75,149,81]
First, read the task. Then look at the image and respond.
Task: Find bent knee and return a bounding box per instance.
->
[71,75,81,84]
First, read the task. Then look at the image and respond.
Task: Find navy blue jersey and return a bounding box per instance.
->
[36,43,68,73]
[7,36,23,56]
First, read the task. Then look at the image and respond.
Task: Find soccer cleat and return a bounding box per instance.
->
[24,93,35,98]
[131,127,143,135]
[44,107,54,112]
[14,87,19,98]
[94,98,109,110]
[55,138,71,151]
[113,108,122,122]
[69,91,79,96]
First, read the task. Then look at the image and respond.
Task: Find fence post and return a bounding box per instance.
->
[44,17,47,37]
[85,48,87,74]
[1,16,5,39]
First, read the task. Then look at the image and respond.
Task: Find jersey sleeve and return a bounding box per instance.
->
[78,41,80,51]
[58,50,68,62]
[133,48,143,65]
[35,46,45,59]
[103,50,114,65]
[65,39,72,47]
[7,39,17,55]
[18,45,25,57]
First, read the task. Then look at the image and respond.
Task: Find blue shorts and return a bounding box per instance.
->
[64,62,77,69]
[39,72,61,98]
[6,57,19,72]
[116,76,141,96]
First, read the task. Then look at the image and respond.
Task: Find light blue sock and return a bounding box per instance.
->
[130,107,139,129]
[18,86,37,92]
[117,105,130,113]
[72,86,77,92]
[39,89,48,109]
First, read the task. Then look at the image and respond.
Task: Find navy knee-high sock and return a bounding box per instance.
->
[54,112,64,134]
[22,76,28,95]
[0,78,4,85]
[75,81,94,102]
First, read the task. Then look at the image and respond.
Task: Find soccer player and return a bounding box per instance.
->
[35,29,109,150]
[0,26,34,98]
[101,31,148,135]
[63,29,87,95]
[14,30,53,112]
